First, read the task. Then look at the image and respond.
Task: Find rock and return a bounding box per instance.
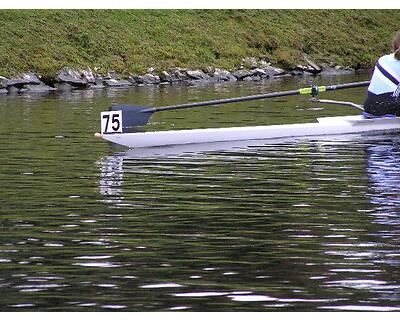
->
[204,66,215,76]
[160,70,187,83]
[243,75,262,81]
[186,70,211,80]
[93,74,107,86]
[0,76,8,89]
[5,73,42,88]
[127,75,137,85]
[296,56,322,74]
[81,68,96,83]
[159,71,173,83]
[56,68,87,87]
[242,57,258,69]
[141,74,161,85]
[54,83,73,91]
[22,73,42,84]
[7,86,20,94]
[291,69,306,76]
[98,71,132,87]
[133,74,160,85]
[188,77,216,86]
[273,73,293,79]
[103,79,132,87]
[0,88,7,94]
[88,82,106,89]
[264,65,285,77]
[104,71,121,80]
[319,66,355,76]
[173,68,190,81]
[232,69,255,80]
[19,84,56,93]
[212,68,237,82]
[259,59,270,68]
[303,56,322,73]
[253,68,270,78]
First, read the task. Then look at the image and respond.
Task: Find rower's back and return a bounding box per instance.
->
[364,31,400,116]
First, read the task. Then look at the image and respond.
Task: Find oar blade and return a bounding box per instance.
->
[110,104,154,130]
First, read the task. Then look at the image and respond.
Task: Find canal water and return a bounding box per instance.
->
[1,73,400,311]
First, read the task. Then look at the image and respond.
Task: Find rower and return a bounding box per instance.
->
[363,31,400,116]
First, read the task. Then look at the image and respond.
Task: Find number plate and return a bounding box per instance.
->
[101,111,123,134]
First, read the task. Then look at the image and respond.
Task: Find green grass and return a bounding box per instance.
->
[1,9,399,77]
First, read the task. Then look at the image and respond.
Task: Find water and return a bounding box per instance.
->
[1,74,400,311]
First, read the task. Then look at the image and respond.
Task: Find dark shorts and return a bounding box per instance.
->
[364,92,400,116]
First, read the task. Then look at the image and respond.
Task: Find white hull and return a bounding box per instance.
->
[101,115,400,149]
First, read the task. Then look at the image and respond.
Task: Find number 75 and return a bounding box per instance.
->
[101,111,123,134]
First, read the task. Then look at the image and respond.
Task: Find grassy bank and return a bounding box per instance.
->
[1,9,399,77]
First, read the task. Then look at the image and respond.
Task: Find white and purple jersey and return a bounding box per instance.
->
[368,53,400,96]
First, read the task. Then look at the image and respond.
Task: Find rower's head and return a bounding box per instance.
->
[393,31,400,60]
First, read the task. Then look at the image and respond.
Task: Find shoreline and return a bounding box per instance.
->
[0,59,362,96]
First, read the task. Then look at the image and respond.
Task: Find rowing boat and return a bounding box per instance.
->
[100,115,400,149]
[97,81,400,149]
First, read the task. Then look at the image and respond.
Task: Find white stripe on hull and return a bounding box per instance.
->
[101,115,400,149]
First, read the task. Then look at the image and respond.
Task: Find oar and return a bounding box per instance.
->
[111,80,370,128]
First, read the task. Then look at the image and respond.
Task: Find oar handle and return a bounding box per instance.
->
[326,80,371,91]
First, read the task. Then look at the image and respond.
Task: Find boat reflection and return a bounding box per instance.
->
[366,139,400,222]
[98,132,400,207]
[98,154,124,203]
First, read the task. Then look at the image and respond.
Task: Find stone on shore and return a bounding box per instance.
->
[3,73,42,88]
[242,57,258,69]
[130,74,159,85]
[212,68,237,82]
[20,84,56,93]
[319,65,355,75]
[160,69,188,83]
[165,68,190,82]
[81,68,96,83]
[263,65,285,77]
[136,74,161,85]
[243,75,262,81]
[186,70,211,81]
[7,86,21,94]
[0,76,7,89]
[103,79,132,87]
[296,55,322,74]
[99,72,132,87]
[88,82,106,89]
[56,68,88,87]
[54,83,74,91]
[0,57,357,96]
[231,69,255,80]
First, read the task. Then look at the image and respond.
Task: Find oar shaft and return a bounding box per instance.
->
[144,89,301,113]
[143,80,370,114]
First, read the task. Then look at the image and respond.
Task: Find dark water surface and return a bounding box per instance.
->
[1,74,400,311]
